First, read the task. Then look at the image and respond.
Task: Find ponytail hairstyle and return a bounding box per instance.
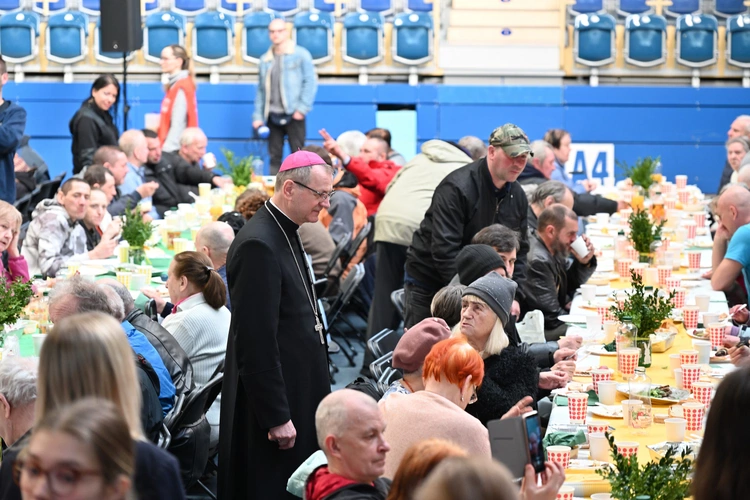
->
[172,251,226,309]
[167,44,196,84]
[542,129,570,150]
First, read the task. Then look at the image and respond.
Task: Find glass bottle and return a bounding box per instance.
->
[628,367,653,430]
[616,317,636,374]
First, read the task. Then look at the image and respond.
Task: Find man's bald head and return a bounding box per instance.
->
[195,222,235,267]
[315,389,379,449]
[717,184,750,236]
[738,165,750,187]
[729,115,750,140]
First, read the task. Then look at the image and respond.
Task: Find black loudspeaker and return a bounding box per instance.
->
[100,0,143,53]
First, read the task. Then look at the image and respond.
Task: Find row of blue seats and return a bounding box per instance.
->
[0,0,432,17]
[574,12,750,69]
[0,9,433,67]
[571,0,748,19]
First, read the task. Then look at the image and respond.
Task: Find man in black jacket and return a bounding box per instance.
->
[527,181,574,232]
[522,204,597,340]
[403,123,532,328]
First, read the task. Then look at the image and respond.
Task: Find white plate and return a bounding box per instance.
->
[559,314,587,324]
[590,405,623,418]
[587,344,617,356]
[615,383,690,403]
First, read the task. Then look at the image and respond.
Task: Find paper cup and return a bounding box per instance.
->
[669,354,682,374]
[683,306,700,330]
[567,392,589,424]
[591,369,613,394]
[674,368,684,389]
[665,418,687,442]
[665,197,677,209]
[622,400,642,427]
[625,246,639,261]
[571,236,588,259]
[693,340,711,365]
[707,323,727,350]
[693,212,706,227]
[629,262,646,280]
[66,262,80,276]
[679,350,699,366]
[678,189,690,205]
[675,174,687,188]
[702,312,720,327]
[198,183,212,198]
[589,433,610,461]
[694,293,710,312]
[681,364,701,391]
[682,402,705,431]
[32,333,46,356]
[691,381,713,408]
[129,273,147,291]
[173,238,188,254]
[644,267,659,287]
[597,380,618,405]
[617,258,633,278]
[619,348,640,378]
[603,321,618,343]
[595,212,610,225]
[684,221,697,240]
[616,441,639,459]
[672,287,686,309]
[657,265,672,286]
[547,446,571,469]
[581,284,597,302]
[556,485,575,500]
[686,251,701,272]
[597,305,615,323]
[115,271,132,289]
[665,276,682,292]
[587,422,609,435]
[586,314,602,334]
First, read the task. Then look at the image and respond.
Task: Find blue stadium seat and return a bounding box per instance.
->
[727,14,750,68]
[144,0,160,13]
[46,11,87,64]
[343,12,383,65]
[313,0,347,14]
[33,0,67,14]
[144,11,186,63]
[293,11,333,64]
[94,18,135,64]
[624,14,666,67]
[570,0,604,15]
[715,0,747,18]
[574,13,616,67]
[676,14,718,68]
[266,0,299,16]
[219,0,251,16]
[173,0,208,16]
[79,0,99,16]
[665,0,700,17]
[359,0,393,16]
[406,0,432,12]
[0,0,22,13]
[0,11,40,64]
[242,10,283,63]
[617,0,651,16]
[392,12,433,66]
[192,11,235,65]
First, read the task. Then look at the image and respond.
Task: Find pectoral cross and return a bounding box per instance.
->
[315,317,325,345]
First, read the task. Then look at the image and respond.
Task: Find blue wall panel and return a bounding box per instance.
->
[5,81,749,194]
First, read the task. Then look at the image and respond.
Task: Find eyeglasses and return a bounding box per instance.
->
[14,457,103,496]
[468,386,478,405]
[293,181,335,201]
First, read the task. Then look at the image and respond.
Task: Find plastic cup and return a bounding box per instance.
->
[547,446,571,469]
[571,236,588,259]
[198,184,212,198]
[586,314,602,334]
[681,364,701,391]
[665,418,687,442]
[619,348,640,378]
[603,321,618,343]
[129,273,147,291]
[691,381,713,408]
[644,267,659,287]
[682,402,705,431]
[707,323,727,350]
[693,340,711,364]
[679,350,699,366]
[694,293,710,312]
[622,400,642,427]
[567,392,589,424]
[591,369,613,394]
[556,485,575,500]
[138,199,152,213]
[32,333,46,356]
[589,433,610,462]
[597,380,618,405]
[683,306,700,330]
[581,284,597,302]
[616,441,639,459]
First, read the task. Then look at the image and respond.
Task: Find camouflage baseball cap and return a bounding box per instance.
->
[489,124,533,158]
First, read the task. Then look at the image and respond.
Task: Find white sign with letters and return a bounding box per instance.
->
[564,143,616,184]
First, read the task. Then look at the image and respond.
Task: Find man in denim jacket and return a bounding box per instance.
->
[253,18,317,174]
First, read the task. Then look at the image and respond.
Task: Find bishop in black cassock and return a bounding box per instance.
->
[219,152,333,499]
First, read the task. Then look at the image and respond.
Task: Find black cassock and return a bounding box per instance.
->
[219,201,331,499]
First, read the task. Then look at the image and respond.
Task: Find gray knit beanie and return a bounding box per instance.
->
[463,271,517,327]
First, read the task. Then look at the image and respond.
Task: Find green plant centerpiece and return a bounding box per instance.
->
[0,277,34,347]
[619,156,661,192]
[121,204,153,265]
[628,209,665,263]
[596,432,692,500]
[610,271,675,367]
[218,147,254,188]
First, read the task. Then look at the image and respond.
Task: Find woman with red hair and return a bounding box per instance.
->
[386,439,468,500]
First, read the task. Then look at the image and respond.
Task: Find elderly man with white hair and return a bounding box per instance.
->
[195,221,235,310]
[719,115,750,192]
[162,127,230,187]
[119,129,159,219]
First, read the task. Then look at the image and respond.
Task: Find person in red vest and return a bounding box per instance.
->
[158,45,198,154]
[320,128,401,216]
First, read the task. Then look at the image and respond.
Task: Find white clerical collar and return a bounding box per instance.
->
[267,199,298,226]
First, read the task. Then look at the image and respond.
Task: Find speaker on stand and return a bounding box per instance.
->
[100,0,144,130]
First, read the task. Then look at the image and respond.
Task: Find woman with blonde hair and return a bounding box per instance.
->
[15,398,135,500]
[158,44,198,153]
[0,200,29,284]
[17,312,185,499]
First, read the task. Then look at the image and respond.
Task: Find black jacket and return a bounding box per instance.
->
[718,159,734,194]
[69,99,119,175]
[405,157,530,291]
[517,163,547,185]
[79,221,101,251]
[108,186,142,216]
[573,192,618,217]
[145,152,216,217]
[521,232,597,331]
[466,347,539,426]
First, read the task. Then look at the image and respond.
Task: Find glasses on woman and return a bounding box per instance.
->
[14,457,103,496]
[293,181,335,201]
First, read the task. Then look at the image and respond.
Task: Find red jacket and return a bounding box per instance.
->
[345,156,400,216]
[158,77,198,145]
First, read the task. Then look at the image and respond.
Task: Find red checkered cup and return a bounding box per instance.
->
[630,262,646,280]
[693,212,706,227]
[707,323,727,350]
[665,197,677,210]
[626,246,639,261]
[682,402,705,431]
[556,486,575,500]
[675,174,688,189]
[679,350,699,366]
[657,265,672,286]
[681,364,701,392]
[691,381,714,408]
[597,305,615,322]
[682,305,700,330]
[678,189,690,204]
[671,287,686,309]
[616,441,640,459]
[665,276,682,292]
[587,422,609,435]
[619,348,640,378]
[618,258,633,278]
[591,368,613,394]
[546,446,571,469]
[684,221,697,240]
[687,252,702,272]
[567,392,589,424]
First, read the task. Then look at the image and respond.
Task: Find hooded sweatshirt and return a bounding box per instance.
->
[374,140,472,248]
[304,465,390,500]
[21,199,88,277]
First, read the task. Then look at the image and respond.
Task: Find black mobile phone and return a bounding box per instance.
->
[523,411,545,474]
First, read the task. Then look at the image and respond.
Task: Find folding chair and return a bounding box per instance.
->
[321,263,366,366]
[366,328,400,360]
[370,351,392,380]
[390,288,404,320]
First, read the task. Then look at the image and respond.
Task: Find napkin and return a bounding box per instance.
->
[543,429,587,450]
[134,292,151,312]
[555,390,599,407]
